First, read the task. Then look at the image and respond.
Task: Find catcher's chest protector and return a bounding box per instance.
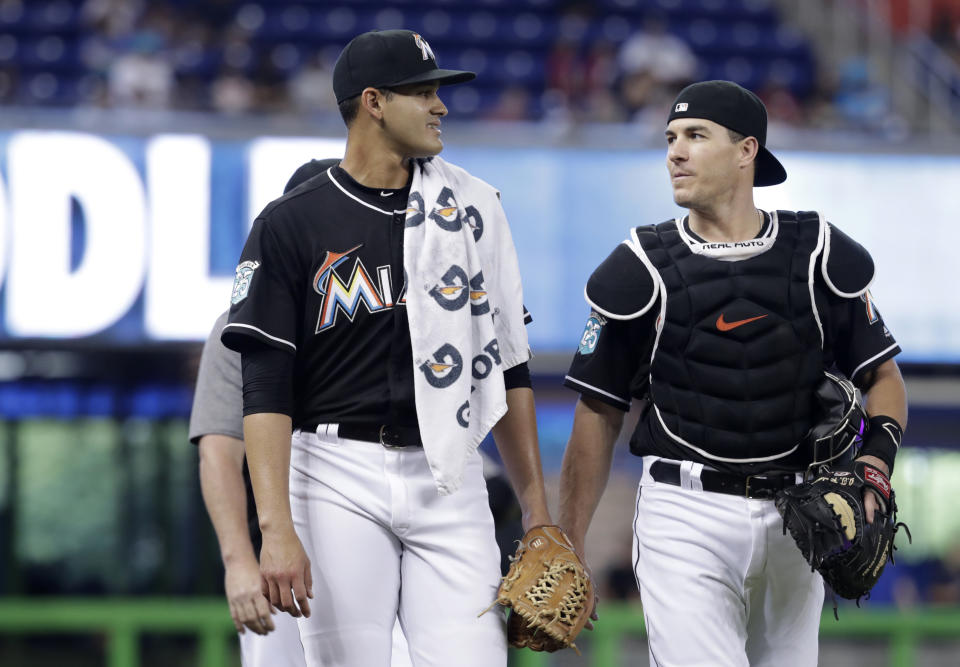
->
[636,211,825,462]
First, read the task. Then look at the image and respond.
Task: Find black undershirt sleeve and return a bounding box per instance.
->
[241,346,295,417]
[503,361,531,390]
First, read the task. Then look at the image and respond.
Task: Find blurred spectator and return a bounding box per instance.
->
[616,14,698,122]
[759,78,805,127]
[211,65,255,115]
[831,57,903,134]
[546,38,584,102]
[107,31,174,108]
[82,0,144,40]
[0,66,17,105]
[618,14,697,86]
[249,51,290,114]
[288,53,337,114]
[930,7,960,67]
[486,84,532,122]
[582,40,624,122]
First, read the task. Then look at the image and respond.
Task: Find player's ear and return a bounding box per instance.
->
[738,136,759,169]
[359,87,386,121]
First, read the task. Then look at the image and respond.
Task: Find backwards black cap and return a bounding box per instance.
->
[333,29,476,104]
[668,80,786,187]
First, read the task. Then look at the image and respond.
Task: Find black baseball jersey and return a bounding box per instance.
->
[222,164,529,429]
[565,212,900,468]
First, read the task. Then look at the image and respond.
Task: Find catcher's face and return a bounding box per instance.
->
[665,118,745,210]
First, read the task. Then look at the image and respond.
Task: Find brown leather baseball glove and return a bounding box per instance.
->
[485,525,595,653]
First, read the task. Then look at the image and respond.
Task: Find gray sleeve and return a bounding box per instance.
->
[188,311,244,444]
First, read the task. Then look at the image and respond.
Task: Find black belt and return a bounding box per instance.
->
[333,423,422,448]
[649,460,799,500]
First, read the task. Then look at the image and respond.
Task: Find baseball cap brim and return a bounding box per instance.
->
[390,68,476,89]
[755,146,787,187]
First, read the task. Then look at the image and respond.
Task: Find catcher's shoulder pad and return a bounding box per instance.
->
[584,234,657,320]
[821,222,875,298]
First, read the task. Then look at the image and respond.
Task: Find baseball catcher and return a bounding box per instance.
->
[482,525,595,653]
[775,459,910,603]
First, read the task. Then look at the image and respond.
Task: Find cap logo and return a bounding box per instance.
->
[412,33,435,62]
[675,102,688,112]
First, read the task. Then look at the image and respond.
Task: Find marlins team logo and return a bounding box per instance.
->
[231,260,260,304]
[418,343,463,388]
[412,33,435,62]
[428,266,489,315]
[578,311,606,355]
[313,244,406,332]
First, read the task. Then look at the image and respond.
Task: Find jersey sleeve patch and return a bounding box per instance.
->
[822,223,874,298]
[577,311,606,355]
[231,260,261,304]
[584,242,657,320]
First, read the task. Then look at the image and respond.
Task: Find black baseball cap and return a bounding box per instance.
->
[333,29,476,104]
[667,80,787,187]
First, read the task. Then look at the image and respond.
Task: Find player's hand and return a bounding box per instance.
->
[225,555,276,635]
[855,454,889,525]
[259,527,314,619]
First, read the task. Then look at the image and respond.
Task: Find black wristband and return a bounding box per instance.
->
[859,415,902,473]
[503,361,532,390]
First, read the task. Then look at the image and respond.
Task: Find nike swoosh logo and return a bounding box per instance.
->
[380,191,392,197]
[716,313,768,331]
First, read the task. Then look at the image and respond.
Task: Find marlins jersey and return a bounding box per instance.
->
[565,211,900,472]
[222,165,529,429]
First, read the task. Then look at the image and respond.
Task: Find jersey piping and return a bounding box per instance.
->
[820,223,876,298]
[584,235,662,321]
[564,375,632,407]
[806,211,827,349]
[851,342,900,380]
[327,167,404,216]
[222,322,297,351]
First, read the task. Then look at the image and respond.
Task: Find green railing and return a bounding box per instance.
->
[0,599,958,667]
[511,604,960,667]
[0,598,234,667]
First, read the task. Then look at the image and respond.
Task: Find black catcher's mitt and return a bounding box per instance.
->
[774,461,909,601]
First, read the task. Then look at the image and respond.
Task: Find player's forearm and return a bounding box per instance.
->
[862,358,908,429]
[491,387,551,530]
[198,435,258,567]
[558,397,623,556]
[242,412,295,535]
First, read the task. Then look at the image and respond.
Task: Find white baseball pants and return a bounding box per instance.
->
[239,606,305,667]
[289,427,507,667]
[633,457,824,667]
[238,607,413,667]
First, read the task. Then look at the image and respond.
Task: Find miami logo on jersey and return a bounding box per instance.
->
[313,244,406,333]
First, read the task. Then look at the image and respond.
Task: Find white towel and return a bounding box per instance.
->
[404,157,530,495]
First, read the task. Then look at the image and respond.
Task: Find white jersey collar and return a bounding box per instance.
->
[677,210,778,261]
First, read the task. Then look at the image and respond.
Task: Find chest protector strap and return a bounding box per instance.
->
[635,211,828,464]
